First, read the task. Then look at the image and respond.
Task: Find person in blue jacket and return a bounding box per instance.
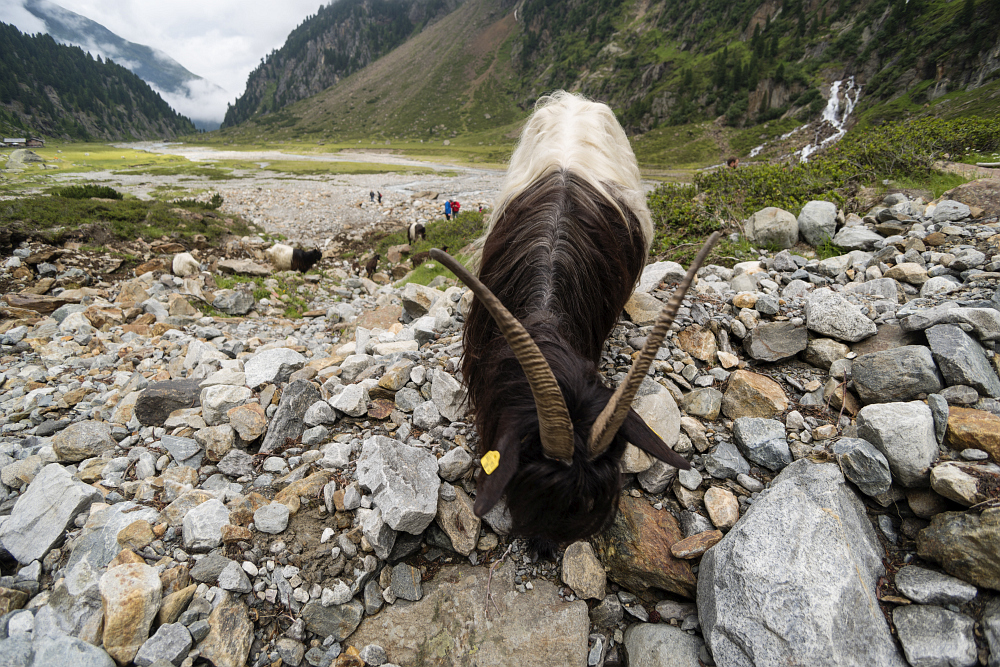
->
[444,199,452,220]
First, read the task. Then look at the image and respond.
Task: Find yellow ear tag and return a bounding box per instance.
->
[481,450,500,475]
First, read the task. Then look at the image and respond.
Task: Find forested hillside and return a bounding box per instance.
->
[222,0,464,128]
[0,22,195,141]
[220,0,1000,143]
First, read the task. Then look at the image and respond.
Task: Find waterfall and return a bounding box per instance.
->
[799,76,861,162]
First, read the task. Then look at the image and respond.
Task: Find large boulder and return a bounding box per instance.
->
[699,460,906,667]
[798,200,838,246]
[745,207,799,249]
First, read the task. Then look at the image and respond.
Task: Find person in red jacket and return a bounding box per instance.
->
[452,200,461,217]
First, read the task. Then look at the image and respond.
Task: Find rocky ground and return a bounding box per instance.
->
[1,176,1000,667]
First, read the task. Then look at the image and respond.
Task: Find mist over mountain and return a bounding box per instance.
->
[14,0,229,129]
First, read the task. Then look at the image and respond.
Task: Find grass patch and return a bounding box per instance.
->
[0,194,259,244]
[374,209,487,258]
[212,272,313,318]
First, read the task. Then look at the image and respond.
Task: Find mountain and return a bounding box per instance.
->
[219,0,1000,153]
[0,22,195,140]
[223,0,465,128]
[18,0,227,129]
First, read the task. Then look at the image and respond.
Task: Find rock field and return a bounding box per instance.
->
[1,177,1000,667]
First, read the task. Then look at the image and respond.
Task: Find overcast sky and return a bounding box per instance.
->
[1,0,326,124]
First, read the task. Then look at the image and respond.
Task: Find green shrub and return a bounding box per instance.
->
[56,184,123,200]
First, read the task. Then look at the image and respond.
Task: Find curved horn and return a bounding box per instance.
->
[430,248,575,461]
[588,231,722,458]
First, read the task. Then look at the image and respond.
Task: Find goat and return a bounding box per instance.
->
[265,243,322,273]
[364,253,379,279]
[430,91,720,553]
[408,222,426,244]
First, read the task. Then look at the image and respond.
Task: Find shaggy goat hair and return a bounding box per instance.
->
[408,222,426,244]
[364,253,379,279]
[265,243,322,273]
[431,91,720,551]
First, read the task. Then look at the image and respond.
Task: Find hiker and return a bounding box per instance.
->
[452,200,461,217]
[370,190,375,201]
[377,191,382,204]
[727,157,739,169]
[444,200,452,220]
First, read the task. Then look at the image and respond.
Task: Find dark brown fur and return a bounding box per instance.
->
[462,169,655,545]
[365,253,379,279]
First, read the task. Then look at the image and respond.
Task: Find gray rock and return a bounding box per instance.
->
[731,418,792,471]
[412,401,443,430]
[984,599,1000,667]
[703,441,751,480]
[833,226,884,251]
[244,348,307,389]
[33,560,104,644]
[893,605,976,667]
[212,289,254,315]
[798,200,838,247]
[636,261,686,293]
[932,199,971,223]
[941,385,979,405]
[699,461,906,667]
[359,507,396,561]
[948,247,986,272]
[356,436,440,534]
[182,498,230,551]
[857,402,938,487]
[430,370,467,422]
[746,207,798,249]
[300,599,365,642]
[189,552,234,583]
[901,306,1000,341]
[275,638,305,667]
[134,623,193,667]
[254,503,290,534]
[51,421,116,462]
[66,502,161,571]
[331,384,368,418]
[0,635,33,666]
[217,450,254,478]
[339,355,375,383]
[134,380,203,426]
[0,464,101,564]
[806,289,877,342]
[851,346,943,404]
[29,634,116,667]
[802,338,851,371]
[301,425,328,446]
[304,401,338,426]
[926,324,1000,398]
[637,459,678,493]
[623,623,702,667]
[217,561,252,593]
[679,388,723,420]
[394,387,422,413]
[437,447,473,482]
[895,566,978,605]
[260,380,321,453]
[391,563,423,601]
[832,438,892,497]
[160,435,201,464]
[743,322,808,362]
[845,278,898,303]
[358,644,387,667]
[199,385,251,426]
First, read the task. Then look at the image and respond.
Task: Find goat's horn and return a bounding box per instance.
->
[588,231,722,458]
[430,248,575,461]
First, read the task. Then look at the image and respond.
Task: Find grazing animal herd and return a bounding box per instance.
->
[433,91,718,554]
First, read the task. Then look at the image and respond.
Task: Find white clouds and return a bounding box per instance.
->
[2,0,325,124]
[0,2,47,33]
[154,79,233,129]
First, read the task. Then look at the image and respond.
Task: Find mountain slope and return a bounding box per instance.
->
[223,0,466,128]
[20,0,227,128]
[222,0,1000,149]
[0,22,195,140]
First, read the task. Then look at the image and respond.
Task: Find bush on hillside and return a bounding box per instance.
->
[57,184,123,200]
